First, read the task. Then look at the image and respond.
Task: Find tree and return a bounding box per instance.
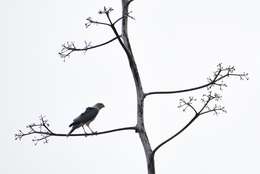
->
[15,1,248,174]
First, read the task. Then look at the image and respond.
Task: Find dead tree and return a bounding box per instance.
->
[15,1,248,174]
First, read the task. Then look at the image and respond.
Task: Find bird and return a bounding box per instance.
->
[67,103,105,136]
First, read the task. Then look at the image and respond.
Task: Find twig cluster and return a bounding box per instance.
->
[58,6,134,61]
[178,92,226,116]
[15,115,52,145]
[207,63,249,90]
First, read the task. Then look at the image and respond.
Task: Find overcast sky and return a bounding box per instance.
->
[2,0,260,174]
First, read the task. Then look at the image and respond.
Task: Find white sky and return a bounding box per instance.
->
[2,0,260,174]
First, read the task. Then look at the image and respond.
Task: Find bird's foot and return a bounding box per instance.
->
[91,131,98,135]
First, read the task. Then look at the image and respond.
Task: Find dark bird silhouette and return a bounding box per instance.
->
[67,103,105,136]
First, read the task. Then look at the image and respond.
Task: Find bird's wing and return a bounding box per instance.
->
[69,107,98,127]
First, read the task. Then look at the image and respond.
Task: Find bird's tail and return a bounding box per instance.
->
[67,127,76,137]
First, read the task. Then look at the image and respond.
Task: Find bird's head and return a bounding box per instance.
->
[94,103,105,110]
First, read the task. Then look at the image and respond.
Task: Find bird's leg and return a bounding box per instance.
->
[82,126,88,137]
[87,125,96,134]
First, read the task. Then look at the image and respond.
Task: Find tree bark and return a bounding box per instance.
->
[121,1,155,174]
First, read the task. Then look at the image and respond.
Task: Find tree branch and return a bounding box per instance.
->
[59,36,119,59]
[126,0,135,6]
[85,17,111,28]
[113,11,135,26]
[102,7,132,58]
[178,97,198,114]
[152,114,199,158]
[144,63,249,97]
[152,92,226,157]
[15,115,137,145]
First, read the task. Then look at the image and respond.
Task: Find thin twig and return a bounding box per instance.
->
[59,36,119,58]
[86,17,111,27]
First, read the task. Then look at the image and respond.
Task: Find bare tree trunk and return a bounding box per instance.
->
[121,1,155,174]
